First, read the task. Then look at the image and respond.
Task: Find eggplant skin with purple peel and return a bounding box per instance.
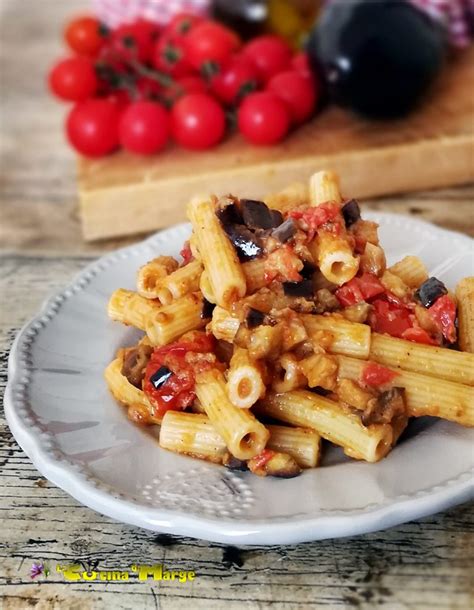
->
[306,0,446,119]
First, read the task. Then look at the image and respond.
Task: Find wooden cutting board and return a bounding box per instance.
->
[78,47,474,241]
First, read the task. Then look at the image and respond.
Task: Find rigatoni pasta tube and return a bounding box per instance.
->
[227,347,265,408]
[456,277,474,353]
[138,260,202,304]
[104,357,161,425]
[309,170,343,206]
[302,313,371,358]
[389,256,428,288]
[195,368,269,460]
[258,391,393,462]
[159,411,227,463]
[209,306,241,342]
[108,289,162,330]
[370,333,474,386]
[146,292,205,346]
[314,231,359,285]
[187,195,246,308]
[337,355,474,427]
[267,425,321,468]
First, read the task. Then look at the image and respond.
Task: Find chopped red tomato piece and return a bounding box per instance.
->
[251,449,276,470]
[289,202,342,239]
[180,241,193,265]
[264,244,303,283]
[358,273,385,300]
[401,327,438,346]
[335,279,364,307]
[362,362,399,386]
[428,295,457,343]
[335,273,384,307]
[143,332,215,417]
[369,298,413,338]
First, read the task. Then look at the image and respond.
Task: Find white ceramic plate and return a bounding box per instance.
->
[6,213,474,545]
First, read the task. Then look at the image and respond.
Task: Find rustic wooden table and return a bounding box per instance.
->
[1,1,473,608]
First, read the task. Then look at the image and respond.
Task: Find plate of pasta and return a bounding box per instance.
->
[6,170,474,545]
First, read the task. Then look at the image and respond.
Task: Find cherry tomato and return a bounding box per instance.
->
[428,294,457,343]
[111,21,157,64]
[49,57,98,101]
[238,91,290,145]
[401,327,438,346]
[268,70,317,124]
[152,33,193,77]
[165,12,203,39]
[171,93,226,150]
[241,35,292,82]
[64,16,106,57]
[185,21,240,71]
[211,56,259,105]
[66,99,120,157]
[106,89,132,110]
[119,101,169,155]
[163,75,207,106]
[292,51,311,76]
[362,362,399,386]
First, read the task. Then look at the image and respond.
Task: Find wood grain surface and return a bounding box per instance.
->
[0,1,473,609]
[77,49,474,240]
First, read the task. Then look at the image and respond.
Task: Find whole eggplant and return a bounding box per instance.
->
[306,0,447,119]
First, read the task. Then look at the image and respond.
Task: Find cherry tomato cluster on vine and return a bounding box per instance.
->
[49,13,320,157]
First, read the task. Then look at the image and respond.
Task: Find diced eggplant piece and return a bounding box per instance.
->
[341,199,361,227]
[201,298,216,319]
[246,307,266,329]
[271,218,297,243]
[225,224,264,261]
[240,199,282,230]
[222,452,248,471]
[248,451,302,478]
[270,209,284,227]
[300,259,316,279]
[216,201,243,226]
[283,279,314,297]
[415,277,448,308]
[361,387,406,426]
[121,344,153,388]
[149,366,173,390]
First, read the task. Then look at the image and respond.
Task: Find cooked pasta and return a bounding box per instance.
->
[369,333,474,386]
[455,277,474,353]
[187,195,246,308]
[389,256,429,288]
[195,368,269,461]
[258,391,394,463]
[337,355,474,427]
[227,347,266,408]
[105,168,473,479]
[146,292,206,345]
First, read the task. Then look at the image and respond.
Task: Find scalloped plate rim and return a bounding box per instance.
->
[5,212,474,545]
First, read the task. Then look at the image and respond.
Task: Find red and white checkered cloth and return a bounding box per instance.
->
[92,0,473,48]
[91,0,210,28]
[411,0,473,47]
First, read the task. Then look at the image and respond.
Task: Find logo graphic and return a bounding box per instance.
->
[30,562,50,579]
